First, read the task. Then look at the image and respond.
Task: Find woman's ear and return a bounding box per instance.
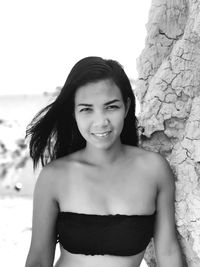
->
[125,97,131,118]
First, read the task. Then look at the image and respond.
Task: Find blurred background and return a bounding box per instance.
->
[0,0,151,266]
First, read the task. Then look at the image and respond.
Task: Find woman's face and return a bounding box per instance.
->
[74,79,130,150]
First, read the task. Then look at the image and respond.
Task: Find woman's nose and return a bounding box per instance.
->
[93,112,110,127]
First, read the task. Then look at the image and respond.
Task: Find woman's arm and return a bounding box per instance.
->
[152,153,186,267]
[25,165,59,267]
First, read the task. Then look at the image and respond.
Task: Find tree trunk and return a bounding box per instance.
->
[135,0,200,266]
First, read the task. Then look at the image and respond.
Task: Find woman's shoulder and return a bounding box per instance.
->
[35,155,77,185]
[126,145,159,162]
[34,155,78,200]
[132,147,174,185]
[44,151,82,170]
[127,145,165,160]
[138,148,172,174]
[126,146,169,176]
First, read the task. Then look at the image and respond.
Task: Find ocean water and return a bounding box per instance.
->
[0,93,53,129]
[0,93,51,196]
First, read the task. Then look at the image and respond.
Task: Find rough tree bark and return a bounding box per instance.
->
[135,0,200,266]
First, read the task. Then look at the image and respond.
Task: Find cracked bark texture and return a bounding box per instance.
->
[135,0,200,266]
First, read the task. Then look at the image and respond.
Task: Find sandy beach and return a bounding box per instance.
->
[0,196,61,267]
[0,196,33,267]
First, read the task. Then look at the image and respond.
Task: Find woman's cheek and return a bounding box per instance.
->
[76,116,90,131]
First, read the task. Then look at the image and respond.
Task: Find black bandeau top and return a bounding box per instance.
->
[56,210,156,256]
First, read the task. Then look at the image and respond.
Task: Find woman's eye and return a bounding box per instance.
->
[79,108,92,112]
[107,105,119,110]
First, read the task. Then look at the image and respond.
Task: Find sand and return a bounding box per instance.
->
[0,196,33,267]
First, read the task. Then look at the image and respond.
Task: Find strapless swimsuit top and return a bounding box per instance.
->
[56,210,156,256]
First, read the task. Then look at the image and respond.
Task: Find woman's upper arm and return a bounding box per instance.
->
[26,165,59,266]
[153,153,179,255]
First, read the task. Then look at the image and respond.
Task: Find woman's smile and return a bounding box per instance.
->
[91,131,112,138]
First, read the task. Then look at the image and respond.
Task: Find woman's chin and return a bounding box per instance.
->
[88,136,120,150]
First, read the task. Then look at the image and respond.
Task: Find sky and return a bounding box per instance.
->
[0,0,151,95]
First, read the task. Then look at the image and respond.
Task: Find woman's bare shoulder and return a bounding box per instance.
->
[126,145,158,161]
[36,155,77,186]
[138,149,174,185]
[127,146,169,175]
[44,152,81,171]
[34,156,78,204]
[142,150,172,172]
[128,146,165,160]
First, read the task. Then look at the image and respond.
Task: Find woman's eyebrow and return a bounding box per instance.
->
[77,103,92,107]
[104,99,121,105]
[77,99,121,107]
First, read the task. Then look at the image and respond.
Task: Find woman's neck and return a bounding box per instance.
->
[83,140,126,167]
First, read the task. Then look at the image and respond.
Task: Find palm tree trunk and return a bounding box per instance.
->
[135,0,200,266]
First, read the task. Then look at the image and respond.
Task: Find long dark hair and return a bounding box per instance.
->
[26,56,139,169]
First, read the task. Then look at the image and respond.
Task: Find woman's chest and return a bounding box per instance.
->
[57,160,157,214]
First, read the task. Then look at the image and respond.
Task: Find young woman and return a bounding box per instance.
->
[25,56,184,267]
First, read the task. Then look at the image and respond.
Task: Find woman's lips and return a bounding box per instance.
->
[91,131,112,137]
